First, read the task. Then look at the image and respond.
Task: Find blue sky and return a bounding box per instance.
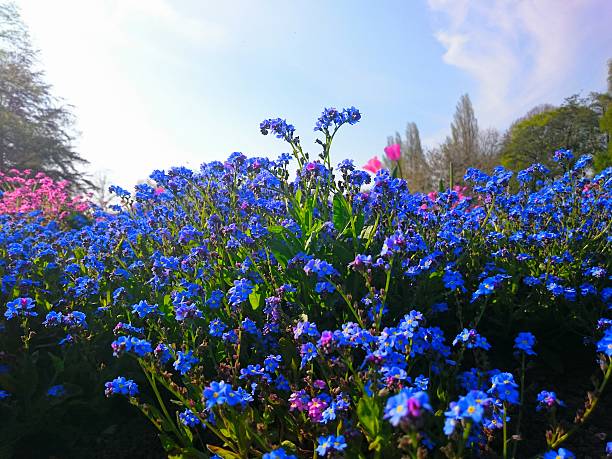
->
[16,0,612,187]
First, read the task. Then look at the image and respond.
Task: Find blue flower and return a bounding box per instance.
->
[173,350,198,375]
[209,318,227,337]
[0,390,11,400]
[111,336,152,357]
[5,297,37,320]
[179,409,201,427]
[552,149,573,163]
[241,317,259,335]
[154,343,173,364]
[316,435,347,456]
[205,289,224,309]
[303,259,339,278]
[596,328,612,356]
[264,355,282,373]
[47,385,66,397]
[203,381,229,409]
[262,448,297,459]
[444,390,491,435]
[489,372,519,404]
[260,118,296,142]
[131,300,160,318]
[105,377,139,397]
[443,268,466,292]
[543,448,575,459]
[228,278,253,306]
[175,302,202,321]
[314,106,361,132]
[453,329,491,351]
[43,311,64,327]
[514,332,536,355]
[300,342,317,369]
[457,392,485,423]
[536,391,565,411]
[471,274,510,302]
[239,364,269,381]
[384,389,432,426]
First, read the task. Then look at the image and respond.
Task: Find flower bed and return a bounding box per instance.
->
[1,107,611,458]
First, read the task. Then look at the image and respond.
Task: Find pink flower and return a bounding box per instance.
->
[307,397,328,422]
[0,169,89,221]
[384,143,401,161]
[363,156,382,174]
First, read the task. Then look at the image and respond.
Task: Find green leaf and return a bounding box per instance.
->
[332,193,351,233]
[267,225,285,234]
[360,225,376,241]
[248,289,261,310]
[357,396,381,440]
[207,445,241,459]
[48,352,64,375]
[159,433,180,453]
[354,212,365,238]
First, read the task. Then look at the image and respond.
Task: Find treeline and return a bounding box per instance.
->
[386,62,612,192]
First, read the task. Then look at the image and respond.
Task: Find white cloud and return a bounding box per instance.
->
[428,0,612,128]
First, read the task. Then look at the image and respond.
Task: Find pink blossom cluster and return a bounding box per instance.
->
[0,169,89,220]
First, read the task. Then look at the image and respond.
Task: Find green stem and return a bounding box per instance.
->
[502,402,508,459]
[334,282,364,327]
[141,365,186,444]
[511,354,526,458]
[550,356,612,449]
[458,421,472,458]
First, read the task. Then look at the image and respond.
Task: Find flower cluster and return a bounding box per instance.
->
[0,169,88,221]
[0,106,610,458]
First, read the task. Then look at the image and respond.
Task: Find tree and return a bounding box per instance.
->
[0,3,88,187]
[90,170,117,210]
[384,122,432,192]
[595,59,612,170]
[428,93,501,187]
[500,95,608,173]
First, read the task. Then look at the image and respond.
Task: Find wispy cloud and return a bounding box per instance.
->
[428,0,612,128]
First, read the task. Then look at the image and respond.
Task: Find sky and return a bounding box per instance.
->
[15,0,612,188]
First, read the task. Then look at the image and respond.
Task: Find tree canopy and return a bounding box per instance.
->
[385,122,432,192]
[500,95,609,173]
